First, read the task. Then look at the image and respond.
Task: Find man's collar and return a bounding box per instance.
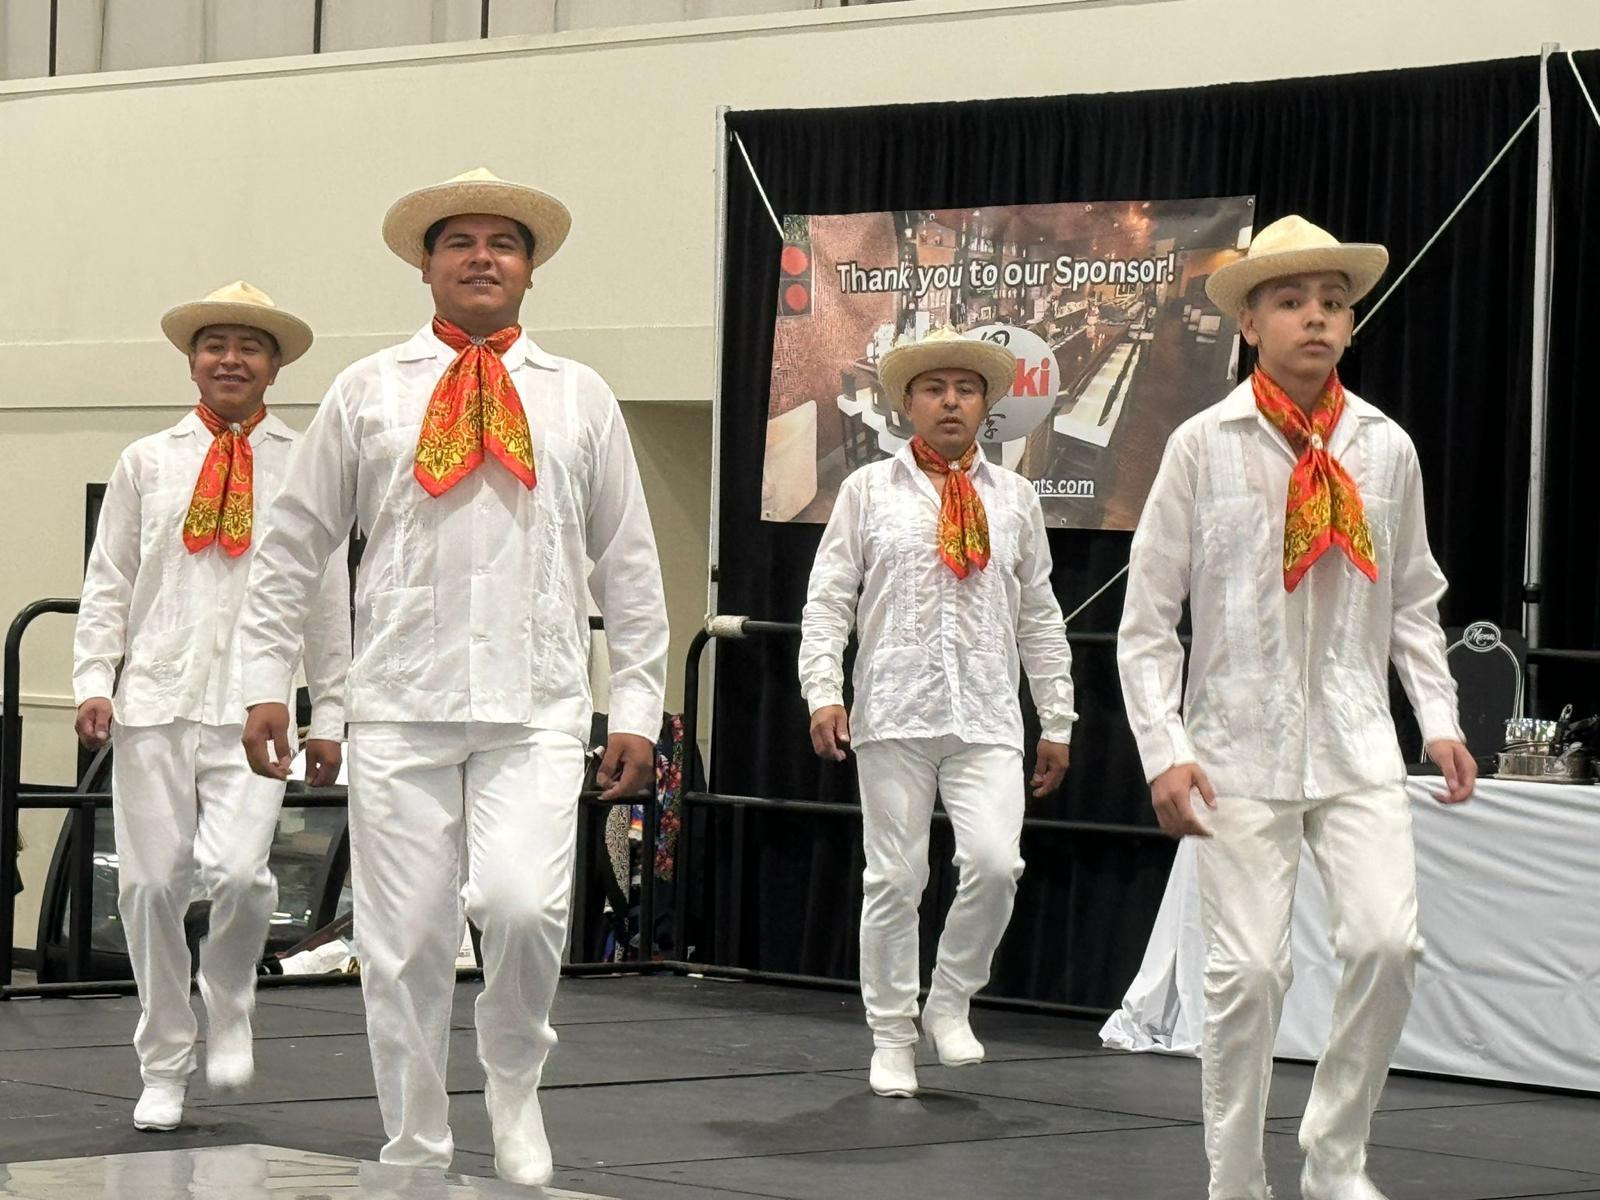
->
[395,322,558,370]
[891,437,991,481]
[1217,376,1385,423]
[171,407,293,439]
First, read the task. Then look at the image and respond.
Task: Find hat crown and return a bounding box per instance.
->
[448,167,503,185]
[202,280,277,309]
[1246,215,1342,260]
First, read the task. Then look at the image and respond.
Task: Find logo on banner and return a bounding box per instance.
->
[967,324,1056,446]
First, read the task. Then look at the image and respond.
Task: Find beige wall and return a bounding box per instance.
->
[5,0,1599,945]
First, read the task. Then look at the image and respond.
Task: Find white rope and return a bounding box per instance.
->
[731,131,785,241]
[1063,562,1129,628]
[1354,104,1539,336]
[1569,51,1600,133]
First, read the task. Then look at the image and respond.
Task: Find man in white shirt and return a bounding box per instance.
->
[800,328,1076,1100]
[238,169,669,1186]
[1118,216,1476,1200]
[72,282,349,1132]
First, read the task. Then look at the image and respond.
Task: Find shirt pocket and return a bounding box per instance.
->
[367,586,436,685]
[861,643,942,729]
[123,623,197,709]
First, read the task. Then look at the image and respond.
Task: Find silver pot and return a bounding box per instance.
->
[1495,749,1596,783]
[1503,717,1558,749]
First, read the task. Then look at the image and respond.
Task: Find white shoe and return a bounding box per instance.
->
[132,1082,186,1131]
[1301,1160,1390,1200]
[205,1034,255,1091]
[486,1078,553,1187]
[924,1017,984,1066]
[868,1047,919,1097]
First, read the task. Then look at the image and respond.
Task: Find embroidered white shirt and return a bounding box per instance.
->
[73,411,350,739]
[799,442,1077,752]
[239,325,669,744]
[1118,380,1463,799]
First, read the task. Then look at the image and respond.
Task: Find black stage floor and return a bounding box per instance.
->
[1,974,1597,1198]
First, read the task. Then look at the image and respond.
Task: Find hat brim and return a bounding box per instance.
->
[382,179,572,270]
[160,302,313,365]
[1204,244,1388,315]
[878,338,1018,409]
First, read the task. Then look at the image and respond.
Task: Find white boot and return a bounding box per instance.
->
[923,1016,985,1066]
[868,1046,919,1098]
[1302,1159,1390,1200]
[132,1082,186,1131]
[485,1077,553,1187]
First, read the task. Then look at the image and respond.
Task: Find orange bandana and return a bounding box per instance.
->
[183,404,266,557]
[909,436,990,579]
[413,317,536,496]
[1252,368,1378,592]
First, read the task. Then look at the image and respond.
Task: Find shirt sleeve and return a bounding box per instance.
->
[584,392,670,743]
[798,474,864,714]
[1117,430,1199,782]
[72,450,142,705]
[300,539,352,741]
[1015,489,1077,744]
[1387,439,1464,747]
[242,380,360,710]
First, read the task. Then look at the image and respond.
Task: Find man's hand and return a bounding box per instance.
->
[1426,738,1476,805]
[1030,740,1070,798]
[242,703,293,781]
[74,698,113,749]
[1150,762,1217,838]
[809,705,851,762]
[303,738,343,788]
[597,732,654,801]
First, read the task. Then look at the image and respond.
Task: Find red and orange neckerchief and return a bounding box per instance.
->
[909,436,990,579]
[1252,368,1377,591]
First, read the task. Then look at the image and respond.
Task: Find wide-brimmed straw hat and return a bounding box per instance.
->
[1205,215,1388,313]
[878,327,1017,407]
[160,281,313,364]
[382,167,572,270]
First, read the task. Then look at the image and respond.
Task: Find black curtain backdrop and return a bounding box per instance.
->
[689,54,1600,1010]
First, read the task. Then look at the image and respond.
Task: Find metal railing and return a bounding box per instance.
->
[1,601,658,998]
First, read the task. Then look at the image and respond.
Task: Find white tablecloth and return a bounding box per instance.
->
[1101,778,1600,1091]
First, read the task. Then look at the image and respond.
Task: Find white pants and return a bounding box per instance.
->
[854,736,1025,1048]
[111,720,286,1086]
[1196,785,1420,1200]
[346,722,586,1168]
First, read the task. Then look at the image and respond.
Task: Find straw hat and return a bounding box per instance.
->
[878,328,1017,408]
[382,167,572,269]
[160,281,313,365]
[1205,215,1388,314]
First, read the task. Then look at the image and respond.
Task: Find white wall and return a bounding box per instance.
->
[4,0,1599,946]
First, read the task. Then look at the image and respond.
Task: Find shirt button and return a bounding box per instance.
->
[230,422,242,434]
[1310,433,1324,450]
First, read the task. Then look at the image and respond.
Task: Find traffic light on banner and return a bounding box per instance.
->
[779,240,812,317]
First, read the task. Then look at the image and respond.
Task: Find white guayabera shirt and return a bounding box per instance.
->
[239,325,668,745]
[73,411,350,739]
[1118,380,1463,800]
[799,442,1078,752]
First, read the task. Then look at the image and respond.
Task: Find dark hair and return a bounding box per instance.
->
[191,326,280,357]
[423,216,535,258]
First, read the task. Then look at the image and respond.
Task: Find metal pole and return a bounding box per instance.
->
[708,107,731,622]
[1523,43,1557,654]
[69,802,95,981]
[313,0,324,53]
[480,0,491,39]
[672,628,711,961]
[47,0,59,76]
